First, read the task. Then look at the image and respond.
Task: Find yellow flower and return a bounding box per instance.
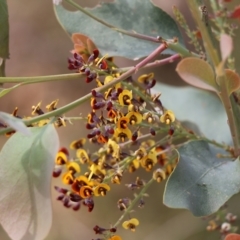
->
[117,117,129,130]
[66,162,81,174]
[165,163,177,176]
[108,109,118,120]
[104,87,113,99]
[140,150,157,171]
[71,175,93,194]
[46,99,59,111]
[156,146,167,166]
[107,139,120,159]
[93,183,110,196]
[114,128,132,142]
[160,110,175,124]
[134,147,147,160]
[70,138,86,150]
[122,218,139,232]
[128,159,140,173]
[89,163,106,177]
[111,172,122,184]
[76,149,90,164]
[79,186,94,198]
[138,72,154,83]
[62,171,74,185]
[126,111,142,125]
[153,168,166,183]
[32,102,44,115]
[55,149,69,165]
[54,117,66,127]
[118,90,132,106]
[143,112,156,123]
[104,75,121,89]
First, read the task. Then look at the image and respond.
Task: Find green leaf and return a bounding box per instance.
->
[0,111,31,136]
[216,69,240,96]
[155,83,231,144]
[0,0,9,59]
[163,140,240,217]
[0,126,59,240]
[54,0,183,59]
[0,83,23,97]
[176,57,218,92]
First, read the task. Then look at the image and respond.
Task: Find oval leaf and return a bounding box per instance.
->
[217,69,240,96]
[0,111,31,136]
[0,125,59,240]
[176,57,218,92]
[163,140,240,217]
[54,0,184,59]
[0,0,9,58]
[225,234,240,240]
[220,34,233,62]
[219,34,233,76]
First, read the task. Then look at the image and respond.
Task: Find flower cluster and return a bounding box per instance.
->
[51,46,181,239]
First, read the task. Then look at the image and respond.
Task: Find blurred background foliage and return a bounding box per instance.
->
[1,0,240,239]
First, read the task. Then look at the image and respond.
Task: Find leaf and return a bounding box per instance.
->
[54,0,184,59]
[0,111,31,136]
[220,34,233,62]
[225,234,240,240]
[154,83,232,144]
[0,83,23,98]
[0,0,9,58]
[0,125,59,240]
[176,57,218,92]
[217,34,233,76]
[216,69,240,96]
[163,140,240,217]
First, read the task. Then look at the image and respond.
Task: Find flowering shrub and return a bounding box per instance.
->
[0,0,240,240]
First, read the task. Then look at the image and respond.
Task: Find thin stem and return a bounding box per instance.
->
[187,0,220,67]
[0,73,84,84]
[0,44,167,136]
[218,78,240,156]
[119,54,181,72]
[113,178,154,228]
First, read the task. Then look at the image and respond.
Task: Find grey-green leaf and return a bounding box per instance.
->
[0,111,31,136]
[154,83,231,144]
[54,0,183,59]
[0,126,59,240]
[0,0,9,59]
[163,140,240,217]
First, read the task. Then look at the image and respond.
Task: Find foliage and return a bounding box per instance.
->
[0,0,240,239]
